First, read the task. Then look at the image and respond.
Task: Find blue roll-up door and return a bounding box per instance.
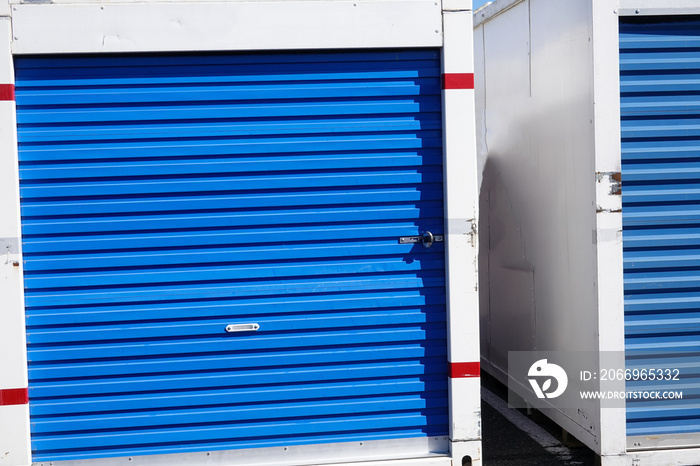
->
[15,50,448,462]
[621,17,700,440]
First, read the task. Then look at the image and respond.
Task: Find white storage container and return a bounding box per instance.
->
[0,1,481,465]
[475,1,700,465]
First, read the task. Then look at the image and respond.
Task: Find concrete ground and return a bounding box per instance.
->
[481,375,599,466]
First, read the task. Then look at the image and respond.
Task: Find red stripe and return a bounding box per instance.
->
[0,84,15,101]
[449,362,480,378]
[442,73,474,90]
[0,388,28,406]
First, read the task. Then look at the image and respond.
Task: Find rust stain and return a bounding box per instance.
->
[611,172,622,195]
[595,172,622,195]
[610,172,622,195]
[596,208,622,214]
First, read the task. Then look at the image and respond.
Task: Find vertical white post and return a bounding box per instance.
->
[441,1,482,464]
[591,0,627,460]
[0,16,31,466]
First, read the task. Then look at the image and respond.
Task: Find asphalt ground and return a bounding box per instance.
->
[481,374,599,466]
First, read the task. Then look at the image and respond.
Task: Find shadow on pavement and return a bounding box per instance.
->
[481,374,599,466]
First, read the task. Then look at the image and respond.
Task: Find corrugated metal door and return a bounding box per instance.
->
[620,17,700,440]
[15,50,448,462]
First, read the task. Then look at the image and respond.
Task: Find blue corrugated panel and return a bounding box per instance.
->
[15,50,448,462]
[621,17,700,438]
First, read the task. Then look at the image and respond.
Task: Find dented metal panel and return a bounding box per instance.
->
[16,50,449,462]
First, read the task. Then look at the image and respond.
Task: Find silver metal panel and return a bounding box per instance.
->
[472,0,525,28]
[474,0,613,455]
[33,437,449,466]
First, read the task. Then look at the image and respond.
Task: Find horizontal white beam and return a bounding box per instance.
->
[11,0,443,54]
[619,0,700,15]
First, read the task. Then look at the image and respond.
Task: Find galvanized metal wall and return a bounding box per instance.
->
[621,16,700,441]
[16,50,448,462]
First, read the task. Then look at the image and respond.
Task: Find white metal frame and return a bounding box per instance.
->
[442,1,482,465]
[591,0,627,461]
[0,1,481,465]
[0,12,31,466]
[618,0,700,16]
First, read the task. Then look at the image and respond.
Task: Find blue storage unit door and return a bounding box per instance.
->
[15,50,448,462]
[621,17,700,440]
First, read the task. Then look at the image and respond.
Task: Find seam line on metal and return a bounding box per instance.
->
[0,388,29,405]
[0,84,15,101]
[442,73,474,90]
[449,362,480,378]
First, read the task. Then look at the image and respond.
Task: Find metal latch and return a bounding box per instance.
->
[225,323,260,333]
[399,231,444,248]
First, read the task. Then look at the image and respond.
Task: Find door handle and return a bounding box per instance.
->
[422,231,435,248]
[225,323,260,333]
[398,232,444,248]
